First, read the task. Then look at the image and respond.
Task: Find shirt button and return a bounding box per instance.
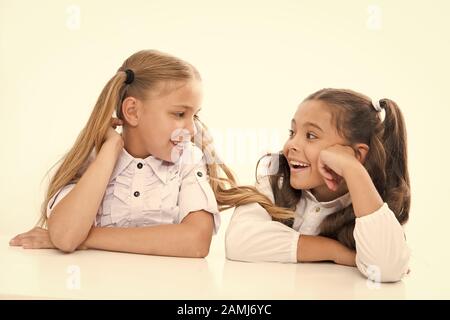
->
[134,191,140,197]
[315,207,321,213]
[137,163,143,169]
[197,171,203,177]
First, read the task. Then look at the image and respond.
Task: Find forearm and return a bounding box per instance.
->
[297,235,356,266]
[49,139,123,251]
[343,162,383,218]
[82,224,210,258]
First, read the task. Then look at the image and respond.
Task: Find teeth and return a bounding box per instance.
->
[290,160,310,168]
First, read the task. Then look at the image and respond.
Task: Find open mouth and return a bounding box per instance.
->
[289,160,310,172]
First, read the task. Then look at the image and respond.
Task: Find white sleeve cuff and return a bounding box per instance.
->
[354,203,410,282]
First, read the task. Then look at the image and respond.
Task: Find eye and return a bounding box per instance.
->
[288,129,295,137]
[194,114,200,120]
[174,112,185,118]
[306,132,317,140]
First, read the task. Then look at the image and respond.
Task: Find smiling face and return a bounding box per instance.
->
[282,99,348,198]
[122,79,203,162]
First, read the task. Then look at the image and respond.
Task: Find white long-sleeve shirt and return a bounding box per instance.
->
[225,176,410,282]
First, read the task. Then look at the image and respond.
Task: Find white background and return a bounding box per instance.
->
[1,0,449,298]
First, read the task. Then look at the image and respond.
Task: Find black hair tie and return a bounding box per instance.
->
[124,69,134,85]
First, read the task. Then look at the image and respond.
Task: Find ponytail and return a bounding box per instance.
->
[38,72,127,227]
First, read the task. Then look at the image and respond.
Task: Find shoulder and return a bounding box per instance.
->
[179,143,206,176]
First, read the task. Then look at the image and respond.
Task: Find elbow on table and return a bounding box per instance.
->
[359,253,410,283]
[224,228,248,261]
[50,236,78,253]
[48,221,81,253]
[189,230,212,258]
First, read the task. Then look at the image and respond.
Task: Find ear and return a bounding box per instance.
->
[121,97,141,127]
[353,143,369,164]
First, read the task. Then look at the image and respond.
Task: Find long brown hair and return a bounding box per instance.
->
[253,88,410,248]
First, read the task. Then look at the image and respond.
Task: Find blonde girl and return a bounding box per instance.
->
[10,50,239,258]
[225,88,410,282]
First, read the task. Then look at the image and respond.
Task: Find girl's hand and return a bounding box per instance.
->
[9,227,56,249]
[318,145,360,191]
[9,227,88,250]
[104,118,124,145]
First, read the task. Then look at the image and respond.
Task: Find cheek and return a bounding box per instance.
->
[141,122,169,148]
[157,117,179,140]
[304,145,320,164]
[304,146,323,180]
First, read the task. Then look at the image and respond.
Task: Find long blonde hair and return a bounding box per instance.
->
[39,49,288,227]
[193,118,295,220]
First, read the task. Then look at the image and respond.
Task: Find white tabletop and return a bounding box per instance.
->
[0,230,447,300]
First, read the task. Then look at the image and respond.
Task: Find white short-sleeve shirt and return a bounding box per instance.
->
[47,143,220,234]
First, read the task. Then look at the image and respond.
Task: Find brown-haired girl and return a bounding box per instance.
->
[225,88,410,282]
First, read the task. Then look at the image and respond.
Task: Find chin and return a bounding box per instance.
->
[290,178,305,190]
[290,177,320,190]
[147,149,168,162]
[167,149,184,163]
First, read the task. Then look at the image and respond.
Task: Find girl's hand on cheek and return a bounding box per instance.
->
[318,145,359,191]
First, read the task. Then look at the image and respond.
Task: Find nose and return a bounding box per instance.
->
[186,120,196,138]
[284,136,303,155]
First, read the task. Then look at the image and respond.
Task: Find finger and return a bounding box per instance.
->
[9,238,22,246]
[323,177,335,190]
[111,118,123,126]
[321,167,334,181]
[22,239,44,249]
[326,176,340,191]
[12,227,43,241]
[330,171,342,184]
[327,182,337,191]
[11,232,33,241]
[317,161,333,180]
[23,241,44,249]
[15,236,36,247]
[21,240,32,249]
[11,231,31,239]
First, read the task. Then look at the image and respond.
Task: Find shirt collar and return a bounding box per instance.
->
[110,148,170,184]
[303,189,352,210]
[144,155,170,184]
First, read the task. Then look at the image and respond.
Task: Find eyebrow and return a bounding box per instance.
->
[172,105,202,113]
[291,119,324,132]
